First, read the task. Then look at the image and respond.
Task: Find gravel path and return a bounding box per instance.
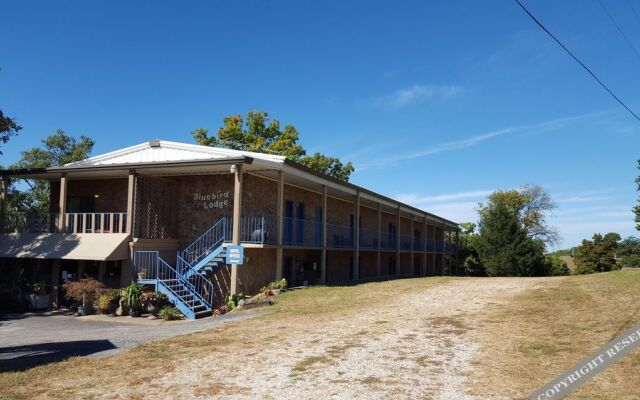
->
[146,278,550,399]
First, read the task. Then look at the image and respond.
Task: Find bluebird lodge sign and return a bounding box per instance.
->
[194,190,230,210]
[226,245,244,265]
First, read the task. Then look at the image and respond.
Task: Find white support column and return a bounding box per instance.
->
[51,260,60,308]
[230,164,243,295]
[441,221,446,275]
[275,171,284,281]
[126,170,136,236]
[321,184,328,284]
[57,173,68,232]
[422,214,428,276]
[396,205,401,275]
[432,222,436,275]
[376,203,381,277]
[353,191,360,281]
[0,178,8,233]
[456,230,461,275]
[410,214,414,274]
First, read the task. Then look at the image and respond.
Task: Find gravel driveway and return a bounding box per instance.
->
[0,311,259,372]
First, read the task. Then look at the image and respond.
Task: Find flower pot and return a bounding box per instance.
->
[28,294,50,310]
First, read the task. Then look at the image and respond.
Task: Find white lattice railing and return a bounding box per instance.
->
[62,212,128,234]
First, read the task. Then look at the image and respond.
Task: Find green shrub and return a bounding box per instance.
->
[545,256,570,276]
[159,306,182,321]
[123,283,144,311]
[224,293,244,310]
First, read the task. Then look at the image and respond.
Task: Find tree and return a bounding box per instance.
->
[457,222,484,276]
[0,109,22,155]
[8,130,94,213]
[544,255,570,276]
[617,236,640,268]
[574,232,621,274]
[192,111,354,181]
[476,186,557,276]
[480,185,558,244]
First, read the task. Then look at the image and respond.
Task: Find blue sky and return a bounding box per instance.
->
[1,0,639,248]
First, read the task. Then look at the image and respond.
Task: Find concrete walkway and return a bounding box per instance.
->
[0,310,260,372]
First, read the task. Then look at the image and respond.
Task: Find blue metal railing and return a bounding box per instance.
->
[327,223,353,248]
[359,228,379,249]
[176,254,215,307]
[181,218,226,266]
[380,233,396,250]
[283,217,322,246]
[400,235,413,251]
[414,238,425,252]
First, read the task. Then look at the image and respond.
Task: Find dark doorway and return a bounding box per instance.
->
[283,256,294,286]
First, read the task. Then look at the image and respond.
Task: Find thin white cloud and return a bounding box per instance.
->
[356,111,602,170]
[371,84,462,109]
[396,189,494,204]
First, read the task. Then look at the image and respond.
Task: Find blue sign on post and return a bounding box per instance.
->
[226,245,244,265]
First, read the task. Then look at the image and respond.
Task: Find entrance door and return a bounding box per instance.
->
[283,256,294,286]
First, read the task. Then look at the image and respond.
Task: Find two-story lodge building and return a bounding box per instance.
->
[0,140,460,318]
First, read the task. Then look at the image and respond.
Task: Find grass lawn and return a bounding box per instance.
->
[1,272,639,399]
[471,270,640,399]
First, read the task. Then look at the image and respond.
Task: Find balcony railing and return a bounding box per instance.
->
[2,213,58,233]
[223,215,278,244]
[62,212,128,234]
[215,214,458,253]
[327,223,353,248]
[2,212,127,234]
[359,228,379,249]
[400,235,413,251]
[283,217,322,247]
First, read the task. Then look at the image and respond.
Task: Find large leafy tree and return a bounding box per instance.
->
[574,233,621,274]
[457,222,484,276]
[8,130,94,213]
[0,109,22,155]
[192,111,354,181]
[476,185,558,276]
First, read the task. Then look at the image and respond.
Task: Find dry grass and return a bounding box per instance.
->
[471,270,640,399]
[3,272,638,399]
[0,277,455,399]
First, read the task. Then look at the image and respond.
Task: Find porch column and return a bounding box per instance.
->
[353,191,360,281]
[275,171,284,281]
[0,178,8,233]
[230,164,243,295]
[456,230,461,275]
[422,214,428,276]
[376,203,381,277]
[320,184,327,284]
[51,260,60,308]
[57,173,68,232]
[410,214,414,274]
[126,170,136,236]
[432,222,436,275]
[442,221,446,275]
[395,205,401,275]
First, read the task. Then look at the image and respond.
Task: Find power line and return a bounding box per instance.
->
[512,0,640,123]
[597,0,640,62]
[626,0,640,27]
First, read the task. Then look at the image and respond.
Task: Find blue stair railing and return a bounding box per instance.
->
[180,218,226,267]
[133,250,214,319]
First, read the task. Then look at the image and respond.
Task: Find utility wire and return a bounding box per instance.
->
[512,0,640,123]
[597,0,640,62]
[626,0,640,27]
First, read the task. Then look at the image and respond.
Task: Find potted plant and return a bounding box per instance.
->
[62,278,105,316]
[142,291,168,316]
[97,289,121,315]
[123,283,144,317]
[28,281,50,310]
